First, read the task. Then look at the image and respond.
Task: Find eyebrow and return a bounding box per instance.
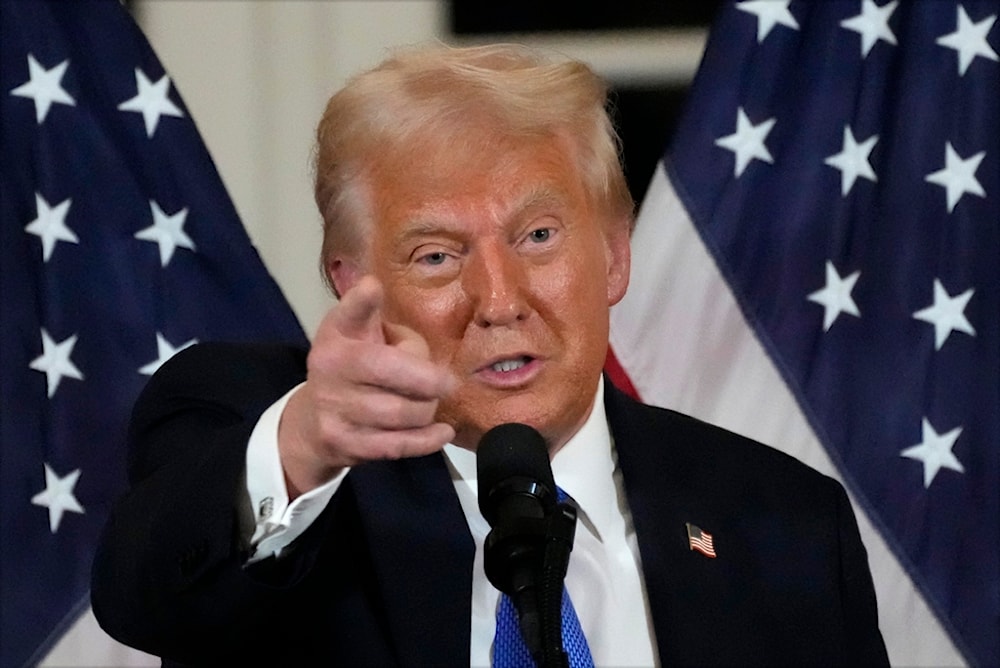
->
[392,217,456,246]
[512,186,565,216]
[394,185,569,244]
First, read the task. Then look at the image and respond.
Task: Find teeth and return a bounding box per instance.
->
[492,358,526,373]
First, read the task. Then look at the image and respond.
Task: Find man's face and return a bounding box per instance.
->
[361,131,630,452]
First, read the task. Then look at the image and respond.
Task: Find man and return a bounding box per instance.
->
[92,44,889,666]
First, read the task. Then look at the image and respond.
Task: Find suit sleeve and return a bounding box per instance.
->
[90,342,325,662]
[833,481,891,665]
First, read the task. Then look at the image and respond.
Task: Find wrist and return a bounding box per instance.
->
[277,387,346,499]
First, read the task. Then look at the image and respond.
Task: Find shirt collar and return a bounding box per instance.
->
[443,376,615,542]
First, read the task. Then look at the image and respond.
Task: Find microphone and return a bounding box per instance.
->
[477,422,556,525]
[477,423,576,667]
[477,423,557,592]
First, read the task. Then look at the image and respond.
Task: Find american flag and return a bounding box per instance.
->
[608,1,997,666]
[686,523,717,559]
[1,2,307,666]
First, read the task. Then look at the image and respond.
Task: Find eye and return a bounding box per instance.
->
[422,251,447,266]
[517,222,560,257]
[528,228,551,243]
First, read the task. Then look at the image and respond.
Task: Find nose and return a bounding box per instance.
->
[464,243,529,328]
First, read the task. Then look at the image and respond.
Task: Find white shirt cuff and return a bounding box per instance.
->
[244,382,349,563]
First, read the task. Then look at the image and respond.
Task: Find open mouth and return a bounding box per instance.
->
[491,356,531,373]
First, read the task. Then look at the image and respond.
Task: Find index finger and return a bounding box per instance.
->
[329,275,385,343]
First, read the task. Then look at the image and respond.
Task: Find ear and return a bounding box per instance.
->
[605,216,631,306]
[327,256,364,299]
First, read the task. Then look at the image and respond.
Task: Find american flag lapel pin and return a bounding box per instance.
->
[686,522,717,558]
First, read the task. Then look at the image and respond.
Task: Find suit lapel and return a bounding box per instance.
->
[604,383,743,663]
[604,385,685,641]
[352,453,474,666]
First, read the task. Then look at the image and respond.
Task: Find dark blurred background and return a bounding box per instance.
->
[449,1,727,205]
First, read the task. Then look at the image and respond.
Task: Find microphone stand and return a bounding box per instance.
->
[476,421,580,668]
[535,501,577,668]
[483,497,578,668]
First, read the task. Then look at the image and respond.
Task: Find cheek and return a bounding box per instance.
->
[546,244,614,315]
[383,283,470,360]
[529,258,610,349]
[561,252,614,359]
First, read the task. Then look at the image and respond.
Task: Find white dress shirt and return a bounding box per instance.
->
[244,377,659,666]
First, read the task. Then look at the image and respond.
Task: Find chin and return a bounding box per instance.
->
[442,373,598,447]
[447,404,583,453]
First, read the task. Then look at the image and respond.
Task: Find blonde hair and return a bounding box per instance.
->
[313,43,634,293]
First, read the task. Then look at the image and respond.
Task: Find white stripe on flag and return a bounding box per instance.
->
[609,163,964,667]
[41,606,157,667]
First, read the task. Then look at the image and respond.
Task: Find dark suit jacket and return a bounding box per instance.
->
[91,342,888,666]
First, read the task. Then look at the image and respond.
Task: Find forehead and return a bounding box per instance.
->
[366,130,590,231]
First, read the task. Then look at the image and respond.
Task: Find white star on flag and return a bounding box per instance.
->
[840,0,899,57]
[913,279,976,350]
[134,200,195,266]
[9,54,76,124]
[736,0,800,43]
[808,261,861,331]
[924,141,987,213]
[607,1,999,663]
[824,126,879,196]
[936,5,999,76]
[900,418,965,489]
[29,329,84,398]
[139,332,198,376]
[24,193,77,262]
[3,2,310,665]
[30,464,85,534]
[715,107,776,177]
[117,68,184,137]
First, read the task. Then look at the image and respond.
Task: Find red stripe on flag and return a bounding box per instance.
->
[605,346,642,401]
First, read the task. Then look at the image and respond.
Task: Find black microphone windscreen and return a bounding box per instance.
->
[477,423,555,526]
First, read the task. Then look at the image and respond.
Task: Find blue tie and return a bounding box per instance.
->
[492,489,594,668]
[494,588,594,668]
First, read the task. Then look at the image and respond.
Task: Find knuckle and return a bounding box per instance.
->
[370,395,426,430]
[395,331,430,358]
[366,438,403,462]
